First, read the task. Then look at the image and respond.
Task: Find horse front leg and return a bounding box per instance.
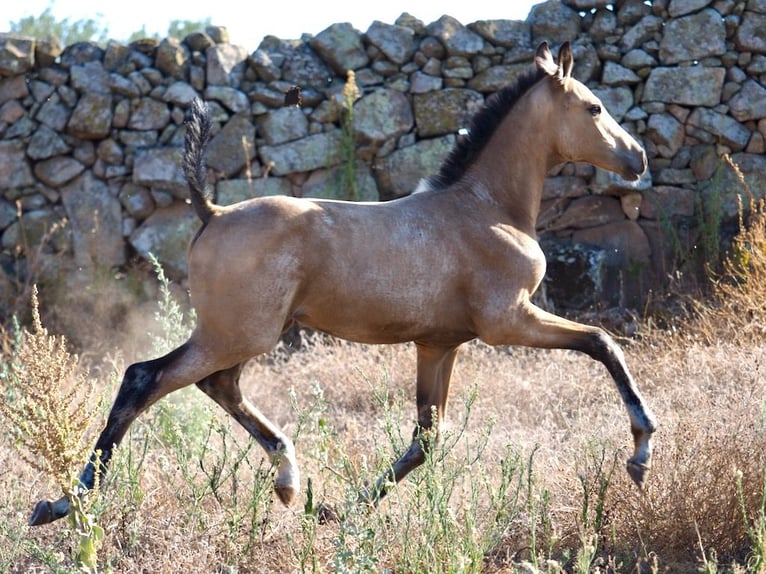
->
[196,364,300,505]
[484,302,657,488]
[29,341,225,526]
[366,344,460,503]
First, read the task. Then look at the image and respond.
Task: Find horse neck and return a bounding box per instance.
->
[469,91,558,236]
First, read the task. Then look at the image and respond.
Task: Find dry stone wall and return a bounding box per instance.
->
[1,0,766,316]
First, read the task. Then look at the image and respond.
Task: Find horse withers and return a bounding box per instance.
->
[29,41,655,526]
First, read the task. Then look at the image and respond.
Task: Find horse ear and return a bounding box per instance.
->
[534,42,558,76]
[558,42,574,79]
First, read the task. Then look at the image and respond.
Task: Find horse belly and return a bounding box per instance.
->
[293,288,474,345]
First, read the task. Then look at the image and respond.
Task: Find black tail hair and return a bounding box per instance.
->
[183,98,215,224]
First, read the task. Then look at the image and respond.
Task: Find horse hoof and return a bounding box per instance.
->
[626,459,650,489]
[29,500,54,526]
[274,482,298,506]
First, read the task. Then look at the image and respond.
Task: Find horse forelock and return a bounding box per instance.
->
[429,66,548,191]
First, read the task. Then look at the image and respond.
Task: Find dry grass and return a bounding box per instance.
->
[1,322,764,572]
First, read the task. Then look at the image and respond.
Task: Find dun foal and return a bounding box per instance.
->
[30,42,656,526]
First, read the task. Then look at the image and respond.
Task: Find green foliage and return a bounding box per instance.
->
[127,19,212,43]
[339,71,361,201]
[9,2,211,46]
[9,5,108,45]
[167,19,211,40]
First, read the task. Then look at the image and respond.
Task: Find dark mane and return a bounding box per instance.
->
[427,65,547,190]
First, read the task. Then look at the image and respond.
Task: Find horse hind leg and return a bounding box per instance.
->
[196,365,300,506]
[29,340,230,526]
[366,344,459,503]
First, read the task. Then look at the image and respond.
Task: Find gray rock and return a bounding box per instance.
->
[0,140,35,191]
[251,43,283,81]
[129,97,171,130]
[622,49,657,69]
[206,113,256,177]
[0,75,30,103]
[103,40,131,72]
[109,73,141,97]
[206,43,249,86]
[34,157,85,187]
[620,15,663,51]
[204,85,250,113]
[0,34,35,76]
[547,195,626,230]
[59,41,104,68]
[413,89,483,138]
[468,64,529,93]
[27,124,71,160]
[640,185,696,219]
[96,138,124,164]
[374,135,454,199]
[668,0,714,17]
[543,176,589,200]
[155,37,189,79]
[0,198,16,229]
[617,0,652,25]
[470,20,532,49]
[68,93,113,139]
[259,130,343,176]
[427,15,485,57]
[119,182,155,219]
[70,61,110,93]
[366,21,417,65]
[133,146,186,194]
[61,172,125,267]
[279,40,333,90]
[687,108,751,150]
[2,208,69,254]
[164,81,199,105]
[602,62,641,85]
[309,23,368,75]
[353,89,413,146]
[184,31,215,53]
[257,106,308,145]
[729,79,766,122]
[589,9,618,41]
[129,202,198,278]
[647,113,685,157]
[702,153,766,218]
[528,1,581,44]
[734,12,766,52]
[659,9,726,65]
[643,66,725,106]
[410,71,443,94]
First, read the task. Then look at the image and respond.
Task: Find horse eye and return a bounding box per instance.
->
[589,104,602,117]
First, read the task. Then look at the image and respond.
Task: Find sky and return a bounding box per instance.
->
[2,0,539,51]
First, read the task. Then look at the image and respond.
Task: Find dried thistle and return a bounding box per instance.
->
[342,70,360,110]
[0,286,103,496]
[694,154,766,343]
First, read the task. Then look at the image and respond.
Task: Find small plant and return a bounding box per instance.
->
[147,252,195,354]
[338,70,361,201]
[737,469,766,573]
[0,286,105,572]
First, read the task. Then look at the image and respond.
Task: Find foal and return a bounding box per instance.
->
[30,42,656,525]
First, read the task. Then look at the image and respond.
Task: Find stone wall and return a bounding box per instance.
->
[1,0,766,317]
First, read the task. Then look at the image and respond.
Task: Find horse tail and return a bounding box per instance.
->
[183,98,216,225]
